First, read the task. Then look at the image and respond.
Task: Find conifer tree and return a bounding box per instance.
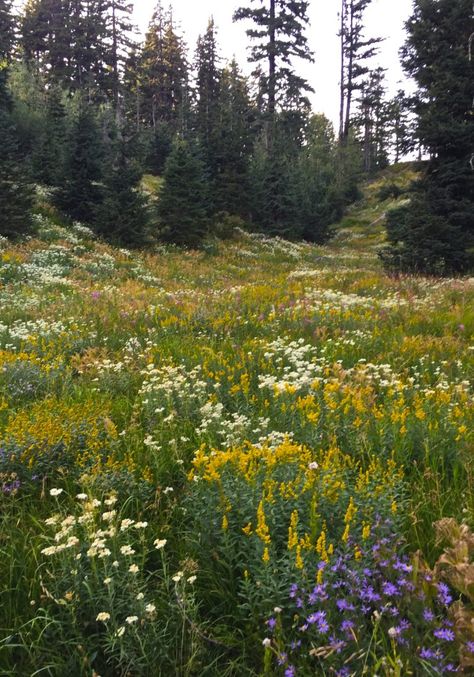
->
[290,115,343,242]
[56,100,103,223]
[139,3,188,133]
[233,0,313,146]
[383,0,474,275]
[194,18,220,174]
[96,134,150,246]
[214,59,255,215]
[34,86,67,186]
[157,139,210,247]
[0,2,34,239]
[354,67,389,173]
[339,0,382,142]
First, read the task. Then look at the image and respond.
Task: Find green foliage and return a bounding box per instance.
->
[95,135,152,248]
[383,0,474,275]
[56,100,103,224]
[0,109,34,239]
[157,139,211,247]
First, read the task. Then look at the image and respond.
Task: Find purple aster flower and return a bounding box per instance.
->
[466,641,474,654]
[289,584,298,598]
[336,668,351,677]
[437,582,453,606]
[336,599,355,612]
[318,619,329,634]
[382,581,399,597]
[284,666,296,677]
[277,653,288,666]
[423,608,435,623]
[329,635,346,653]
[434,628,455,642]
[267,617,276,630]
[445,664,458,673]
[420,647,436,660]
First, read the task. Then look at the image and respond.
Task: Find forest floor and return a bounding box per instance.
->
[0,164,473,676]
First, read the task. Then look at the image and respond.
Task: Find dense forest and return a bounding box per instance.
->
[0,0,473,273]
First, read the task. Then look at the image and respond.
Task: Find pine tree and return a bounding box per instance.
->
[383,0,474,275]
[102,0,136,116]
[157,139,210,247]
[385,89,412,163]
[233,0,313,146]
[339,0,382,142]
[96,134,151,246]
[56,100,103,223]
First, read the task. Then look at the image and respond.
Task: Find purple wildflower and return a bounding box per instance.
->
[466,641,474,654]
[382,581,399,597]
[423,608,435,623]
[433,628,455,642]
[437,582,453,606]
[420,647,436,660]
[284,667,296,677]
[267,617,276,630]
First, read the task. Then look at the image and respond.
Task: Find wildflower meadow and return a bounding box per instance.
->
[0,186,473,675]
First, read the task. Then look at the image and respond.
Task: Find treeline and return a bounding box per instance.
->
[0,0,410,249]
[0,0,473,274]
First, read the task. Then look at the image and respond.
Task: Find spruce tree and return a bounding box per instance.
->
[56,100,103,223]
[157,139,210,247]
[383,0,474,275]
[96,134,151,247]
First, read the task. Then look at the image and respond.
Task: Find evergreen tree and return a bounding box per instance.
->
[233,0,313,146]
[354,67,389,173]
[194,18,220,176]
[96,134,150,246]
[0,2,34,239]
[56,100,103,223]
[139,3,188,133]
[290,115,343,242]
[339,0,382,142]
[0,109,34,238]
[34,86,67,186]
[384,89,412,163]
[102,0,136,116]
[0,0,15,63]
[383,0,474,275]
[214,59,256,215]
[157,139,210,247]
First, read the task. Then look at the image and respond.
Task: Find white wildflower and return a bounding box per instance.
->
[120,545,135,556]
[96,612,111,622]
[125,616,139,625]
[50,488,63,497]
[154,538,167,550]
[129,564,139,574]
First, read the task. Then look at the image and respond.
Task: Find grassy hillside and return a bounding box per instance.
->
[0,186,473,675]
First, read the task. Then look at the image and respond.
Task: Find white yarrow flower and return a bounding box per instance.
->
[96,612,111,622]
[154,538,167,550]
[125,615,138,624]
[50,488,63,497]
[129,564,139,574]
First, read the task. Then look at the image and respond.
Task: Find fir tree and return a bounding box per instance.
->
[0,0,15,62]
[214,59,256,215]
[383,0,474,275]
[157,139,210,247]
[34,85,67,186]
[96,134,150,246]
[56,100,103,223]
[233,0,313,146]
[339,0,382,142]
[139,3,188,133]
[0,109,34,238]
[194,18,220,174]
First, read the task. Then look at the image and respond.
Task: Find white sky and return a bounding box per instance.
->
[133,0,415,127]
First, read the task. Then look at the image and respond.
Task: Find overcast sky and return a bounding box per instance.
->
[133,0,415,127]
